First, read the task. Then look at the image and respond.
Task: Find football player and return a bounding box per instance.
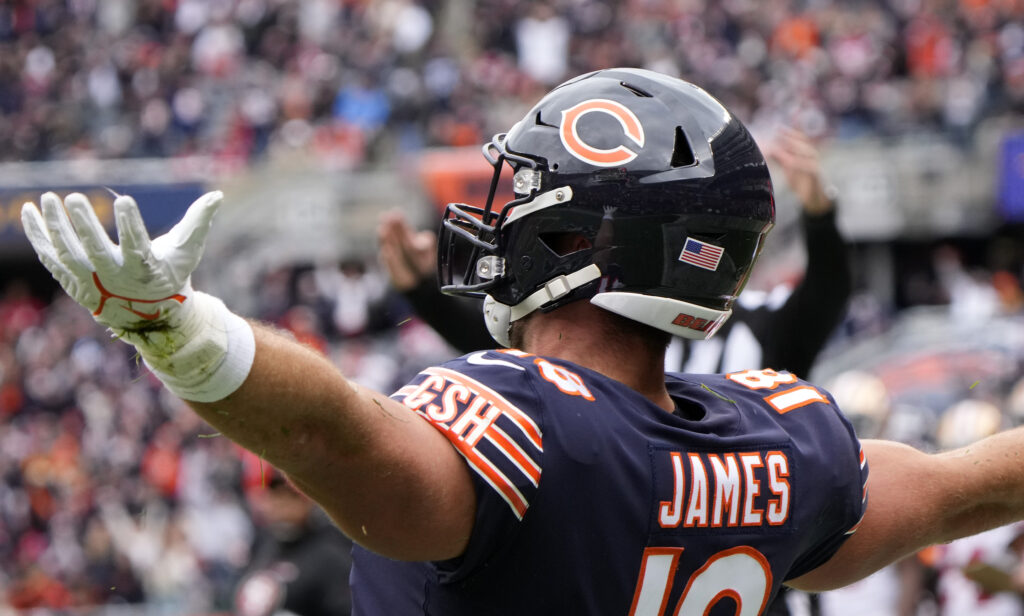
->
[21,68,1024,615]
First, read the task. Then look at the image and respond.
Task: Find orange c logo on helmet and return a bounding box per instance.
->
[559,98,645,167]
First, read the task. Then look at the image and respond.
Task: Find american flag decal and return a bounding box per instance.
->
[679,237,725,271]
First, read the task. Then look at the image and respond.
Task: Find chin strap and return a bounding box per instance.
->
[483,264,603,347]
[510,264,602,321]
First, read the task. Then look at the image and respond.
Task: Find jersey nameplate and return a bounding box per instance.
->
[653,447,792,532]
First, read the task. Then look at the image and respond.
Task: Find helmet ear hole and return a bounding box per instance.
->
[670,126,696,167]
[539,232,591,256]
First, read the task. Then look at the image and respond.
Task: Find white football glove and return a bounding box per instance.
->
[22,191,217,331]
[21,191,255,402]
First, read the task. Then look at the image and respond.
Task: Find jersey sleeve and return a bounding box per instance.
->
[710,369,869,581]
[389,350,546,581]
[784,387,869,580]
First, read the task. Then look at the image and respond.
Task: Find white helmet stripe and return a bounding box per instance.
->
[504,186,574,226]
[591,292,731,341]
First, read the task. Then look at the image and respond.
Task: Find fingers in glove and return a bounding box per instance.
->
[40,192,94,274]
[23,197,99,311]
[21,200,68,278]
[114,194,153,257]
[65,192,121,273]
[160,190,223,256]
[22,200,55,258]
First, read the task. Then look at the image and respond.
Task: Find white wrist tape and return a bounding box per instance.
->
[126,292,256,402]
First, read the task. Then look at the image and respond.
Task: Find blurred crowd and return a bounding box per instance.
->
[0,262,452,613]
[0,0,1022,166]
[0,283,243,612]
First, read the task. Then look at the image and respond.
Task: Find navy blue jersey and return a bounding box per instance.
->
[350,350,868,616]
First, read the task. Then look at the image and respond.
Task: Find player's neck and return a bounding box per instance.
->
[518,303,674,412]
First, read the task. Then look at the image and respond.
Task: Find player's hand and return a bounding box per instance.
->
[764,127,833,216]
[21,190,222,334]
[377,210,437,291]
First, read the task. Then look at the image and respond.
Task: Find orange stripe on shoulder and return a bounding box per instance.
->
[425,366,543,450]
[419,410,529,518]
[488,424,541,485]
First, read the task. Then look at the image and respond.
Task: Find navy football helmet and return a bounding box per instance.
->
[437,68,775,346]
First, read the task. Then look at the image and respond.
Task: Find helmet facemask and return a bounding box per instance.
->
[438,135,605,345]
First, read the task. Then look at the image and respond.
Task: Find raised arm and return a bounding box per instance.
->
[789,431,1024,591]
[21,191,476,561]
[377,210,494,352]
[755,128,851,377]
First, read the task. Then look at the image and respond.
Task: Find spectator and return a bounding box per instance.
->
[515,4,570,85]
[0,0,1021,164]
[235,460,354,616]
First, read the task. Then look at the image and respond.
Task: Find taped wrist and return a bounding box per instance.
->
[121,292,255,402]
